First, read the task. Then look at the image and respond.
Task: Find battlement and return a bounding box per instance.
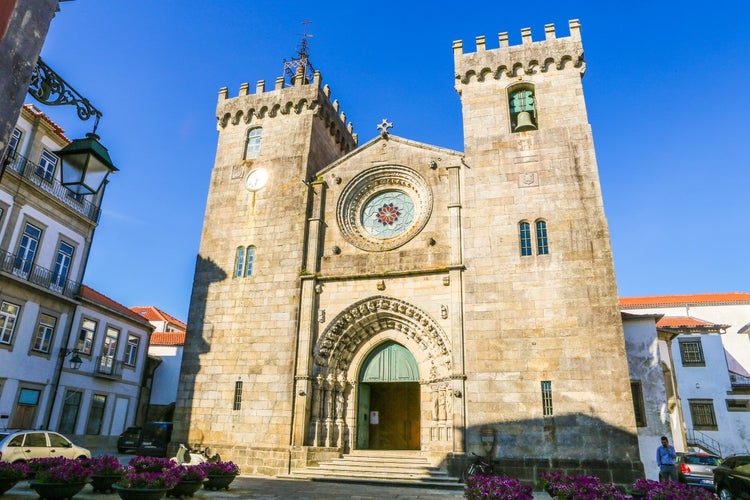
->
[453,19,585,85]
[215,70,357,152]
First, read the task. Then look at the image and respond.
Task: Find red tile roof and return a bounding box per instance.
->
[130,306,186,330]
[22,104,69,142]
[620,292,750,308]
[150,332,186,346]
[80,285,153,327]
[657,316,719,328]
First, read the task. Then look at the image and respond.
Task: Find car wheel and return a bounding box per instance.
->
[718,487,734,500]
[76,455,88,460]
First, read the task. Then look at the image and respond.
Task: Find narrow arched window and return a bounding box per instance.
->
[508,84,537,133]
[536,220,549,255]
[245,246,255,277]
[519,221,532,256]
[245,128,262,159]
[234,247,245,278]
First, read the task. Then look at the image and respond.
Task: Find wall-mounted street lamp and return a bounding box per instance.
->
[61,348,83,371]
[26,57,117,194]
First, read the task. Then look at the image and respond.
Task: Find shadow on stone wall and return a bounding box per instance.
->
[442,413,644,489]
[170,254,226,452]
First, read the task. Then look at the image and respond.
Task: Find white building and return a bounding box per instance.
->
[622,294,750,458]
[622,312,677,481]
[131,306,186,421]
[0,105,153,449]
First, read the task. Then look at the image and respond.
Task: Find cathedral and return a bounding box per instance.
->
[174,20,644,484]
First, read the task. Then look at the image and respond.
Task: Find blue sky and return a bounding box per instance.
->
[37,1,750,322]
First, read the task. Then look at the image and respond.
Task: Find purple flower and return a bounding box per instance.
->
[0,461,29,481]
[465,475,534,500]
[128,456,176,473]
[629,478,715,499]
[89,454,124,476]
[174,464,207,482]
[198,460,240,476]
[33,459,91,484]
[117,466,179,489]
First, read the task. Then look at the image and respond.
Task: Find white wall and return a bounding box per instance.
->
[623,316,675,480]
[149,345,183,406]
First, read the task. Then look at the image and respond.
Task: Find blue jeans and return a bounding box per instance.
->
[659,464,678,482]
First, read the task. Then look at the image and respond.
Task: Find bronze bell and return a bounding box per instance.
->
[514,111,537,132]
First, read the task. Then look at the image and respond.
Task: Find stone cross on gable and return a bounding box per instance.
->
[377,118,393,138]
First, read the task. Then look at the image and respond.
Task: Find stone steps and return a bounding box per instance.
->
[288,450,462,489]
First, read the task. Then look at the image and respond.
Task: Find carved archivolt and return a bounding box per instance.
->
[313,295,451,381]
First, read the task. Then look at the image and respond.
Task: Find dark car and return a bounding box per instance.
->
[676,451,722,491]
[136,422,173,458]
[116,426,142,454]
[714,454,750,500]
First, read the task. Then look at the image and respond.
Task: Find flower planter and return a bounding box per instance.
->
[167,479,204,498]
[90,473,123,493]
[0,478,18,495]
[28,481,87,500]
[204,474,236,490]
[112,484,168,500]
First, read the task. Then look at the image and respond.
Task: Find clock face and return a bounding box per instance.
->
[245,169,268,191]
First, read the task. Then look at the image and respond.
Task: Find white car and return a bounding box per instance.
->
[0,430,90,463]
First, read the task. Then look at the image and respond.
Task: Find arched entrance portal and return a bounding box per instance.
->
[306,295,455,453]
[356,342,419,450]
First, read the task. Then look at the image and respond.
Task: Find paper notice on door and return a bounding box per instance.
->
[370,411,379,425]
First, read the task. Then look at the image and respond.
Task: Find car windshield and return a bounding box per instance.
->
[685,455,720,466]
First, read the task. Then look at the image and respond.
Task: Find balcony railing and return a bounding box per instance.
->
[94,356,123,380]
[686,428,722,457]
[0,248,80,298]
[3,150,101,223]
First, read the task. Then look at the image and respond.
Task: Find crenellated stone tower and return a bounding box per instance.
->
[454,20,641,479]
[173,68,357,472]
[175,20,644,486]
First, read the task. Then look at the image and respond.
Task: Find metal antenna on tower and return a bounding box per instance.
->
[283,20,316,85]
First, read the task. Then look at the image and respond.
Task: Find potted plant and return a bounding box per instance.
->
[199,460,240,490]
[88,454,124,493]
[29,458,91,500]
[0,461,29,494]
[112,457,179,500]
[113,466,179,500]
[26,456,69,480]
[465,474,533,500]
[166,464,207,498]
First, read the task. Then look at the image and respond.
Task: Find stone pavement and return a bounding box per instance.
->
[1,476,553,499]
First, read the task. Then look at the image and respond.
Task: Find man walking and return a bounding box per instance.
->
[656,435,677,482]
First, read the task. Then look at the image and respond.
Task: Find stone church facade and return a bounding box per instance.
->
[174,20,644,484]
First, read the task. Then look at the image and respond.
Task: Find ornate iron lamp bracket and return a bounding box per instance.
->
[28,57,102,132]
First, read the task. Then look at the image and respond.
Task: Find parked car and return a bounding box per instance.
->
[714,454,750,500]
[116,426,142,454]
[0,430,90,463]
[136,421,173,458]
[676,451,722,491]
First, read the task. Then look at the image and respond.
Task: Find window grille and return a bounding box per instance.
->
[679,339,705,366]
[689,399,717,430]
[519,222,532,256]
[535,220,549,255]
[245,128,262,159]
[631,381,647,427]
[233,380,243,410]
[541,380,553,417]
